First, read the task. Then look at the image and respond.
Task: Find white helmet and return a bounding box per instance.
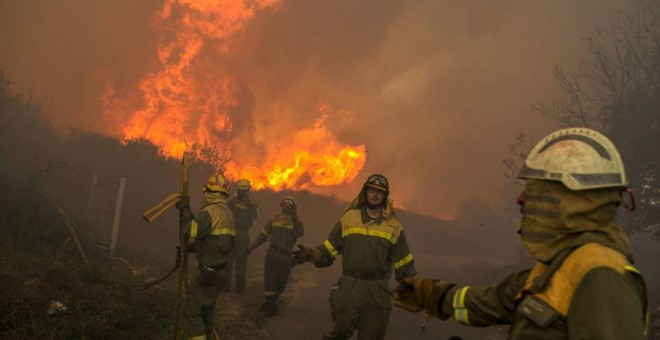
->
[517,128,627,190]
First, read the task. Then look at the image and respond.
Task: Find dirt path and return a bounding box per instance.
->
[214,252,510,340]
[214,250,336,339]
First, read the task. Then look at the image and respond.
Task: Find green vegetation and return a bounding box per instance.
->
[0,175,174,339]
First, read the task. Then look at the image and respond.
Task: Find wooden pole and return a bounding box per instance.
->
[174,152,189,340]
[56,206,90,269]
[86,173,99,225]
[109,177,126,258]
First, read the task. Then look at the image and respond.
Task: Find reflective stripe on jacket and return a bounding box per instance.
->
[315,208,417,282]
[440,243,649,339]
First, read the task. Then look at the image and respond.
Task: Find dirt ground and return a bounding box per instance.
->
[213,250,510,340]
[214,248,335,340]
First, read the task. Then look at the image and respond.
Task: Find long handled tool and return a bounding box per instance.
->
[174,152,189,340]
[134,152,189,339]
[142,193,184,223]
[134,155,189,291]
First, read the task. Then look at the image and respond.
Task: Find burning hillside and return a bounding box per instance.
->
[101,0,366,191]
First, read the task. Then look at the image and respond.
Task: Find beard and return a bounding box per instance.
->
[366,199,384,209]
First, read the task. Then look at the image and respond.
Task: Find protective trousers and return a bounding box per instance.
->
[322,276,392,340]
[183,267,227,340]
[224,231,249,292]
[263,247,293,313]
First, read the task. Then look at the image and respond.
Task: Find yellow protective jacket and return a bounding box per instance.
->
[181,198,236,268]
[253,213,304,254]
[315,207,417,283]
[439,243,649,339]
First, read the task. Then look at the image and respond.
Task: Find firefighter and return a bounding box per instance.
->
[392,128,649,339]
[247,196,304,317]
[176,174,236,340]
[293,174,418,339]
[225,178,260,293]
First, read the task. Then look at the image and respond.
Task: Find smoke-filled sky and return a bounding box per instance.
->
[0,0,637,219]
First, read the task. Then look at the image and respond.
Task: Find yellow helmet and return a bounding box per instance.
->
[281,196,297,209]
[517,128,627,190]
[237,178,251,191]
[203,174,230,194]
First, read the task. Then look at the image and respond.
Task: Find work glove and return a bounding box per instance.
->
[392,275,455,318]
[246,242,259,255]
[290,254,299,268]
[175,196,190,210]
[292,244,313,264]
[176,196,192,219]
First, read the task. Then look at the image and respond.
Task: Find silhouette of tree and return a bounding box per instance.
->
[504,0,660,236]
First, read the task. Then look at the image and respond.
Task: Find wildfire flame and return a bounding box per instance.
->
[225,106,366,190]
[102,0,366,190]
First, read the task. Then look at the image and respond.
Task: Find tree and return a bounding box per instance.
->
[505,0,660,236]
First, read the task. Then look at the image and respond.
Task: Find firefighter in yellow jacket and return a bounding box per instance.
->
[225,178,259,293]
[177,174,236,340]
[393,128,649,339]
[247,196,304,317]
[294,174,418,339]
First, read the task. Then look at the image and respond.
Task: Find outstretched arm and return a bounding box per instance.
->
[293,221,342,267]
[249,220,273,251]
[393,270,530,326]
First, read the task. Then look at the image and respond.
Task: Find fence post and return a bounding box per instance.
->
[86,173,99,224]
[109,177,126,258]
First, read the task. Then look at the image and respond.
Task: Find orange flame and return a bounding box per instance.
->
[102,0,366,190]
[225,106,366,190]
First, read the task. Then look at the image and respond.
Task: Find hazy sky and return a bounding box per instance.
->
[0,0,637,219]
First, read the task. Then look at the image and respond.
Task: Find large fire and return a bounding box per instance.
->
[225,107,366,190]
[102,0,366,190]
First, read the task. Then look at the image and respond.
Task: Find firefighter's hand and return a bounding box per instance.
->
[290,254,299,268]
[392,276,454,317]
[292,244,313,264]
[176,196,193,219]
[392,276,426,313]
[246,243,258,255]
[175,196,190,210]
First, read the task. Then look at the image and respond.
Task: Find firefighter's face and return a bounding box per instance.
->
[366,187,386,208]
[516,191,526,214]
